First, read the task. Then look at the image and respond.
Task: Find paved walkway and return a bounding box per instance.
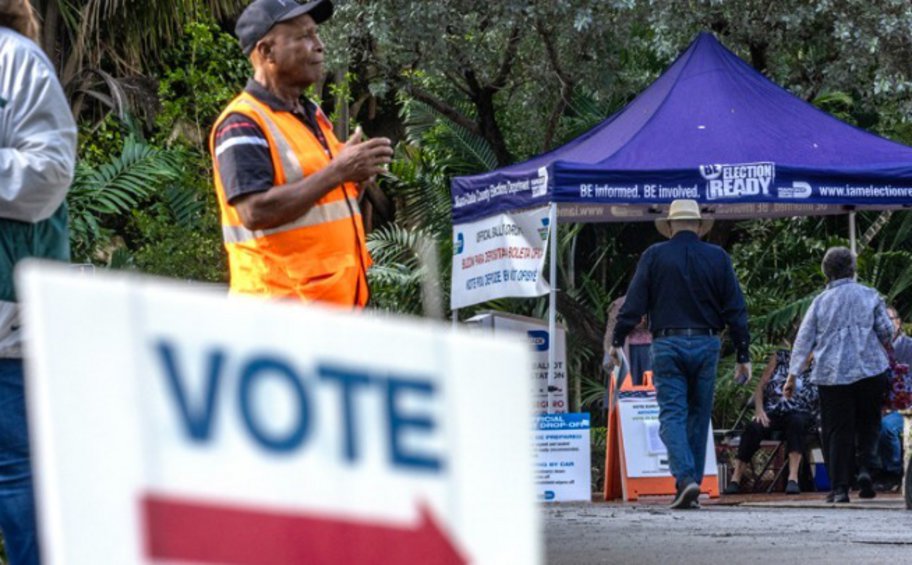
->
[544,494,912,564]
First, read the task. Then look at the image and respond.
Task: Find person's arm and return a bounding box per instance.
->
[873,299,897,367]
[233,127,392,230]
[612,253,652,348]
[752,354,777,427]
[603,297,623,355]
[789,302,818,375]
[0,41,77,222]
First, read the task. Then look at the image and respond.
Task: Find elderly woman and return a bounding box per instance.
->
[784,247,895,503]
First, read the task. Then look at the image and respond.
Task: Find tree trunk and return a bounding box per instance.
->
[40,0,60,68]
[749,40,769,73]
[474,87,512,166]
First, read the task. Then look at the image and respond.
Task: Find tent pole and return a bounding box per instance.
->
[849,211,857,255]
[452,308,458,329]
[547,203,558,415]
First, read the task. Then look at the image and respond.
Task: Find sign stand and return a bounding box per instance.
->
[603,370,719,502]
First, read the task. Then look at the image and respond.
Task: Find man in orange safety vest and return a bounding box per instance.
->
[211,0,393,307]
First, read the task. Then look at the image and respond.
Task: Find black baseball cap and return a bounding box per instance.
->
[236,0,333,56]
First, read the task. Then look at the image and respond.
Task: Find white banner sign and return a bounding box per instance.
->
[533,413,591,502]
[18,264,540,565]
[450,207,551,310]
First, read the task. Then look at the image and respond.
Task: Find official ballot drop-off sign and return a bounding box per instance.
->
[450,206,551,310]
[18,264,540,565]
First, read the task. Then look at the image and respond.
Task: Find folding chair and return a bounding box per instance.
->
[718,395,818,493]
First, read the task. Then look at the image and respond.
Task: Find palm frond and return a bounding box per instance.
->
[751,292,819,337]
[402,99,498,174]
[383,143,452,234]
[161,183,204,229]
[68,134,184,260]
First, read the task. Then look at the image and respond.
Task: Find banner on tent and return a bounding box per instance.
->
[450,206,551,310]
[451,163,912,224]
[451,168,551,224]
[553,162,912,207]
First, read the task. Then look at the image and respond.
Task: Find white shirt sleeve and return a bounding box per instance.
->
[0,29,77,222]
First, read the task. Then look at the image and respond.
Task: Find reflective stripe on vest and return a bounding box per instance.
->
[224,99,363,248]
[222,195,361,244]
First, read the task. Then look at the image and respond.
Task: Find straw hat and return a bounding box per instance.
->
[654,199,713,238]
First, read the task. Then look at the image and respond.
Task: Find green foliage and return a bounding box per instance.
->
[399,99,498,176]
[590,425,607,492]
[130,204,225,283]
[731,217,833,342]
[812,91,856,124]
[155,19,250,151]
[366,224,443,315]
[118,17,248,283]
[77,114,129,166]
[68,133,185,263]
[126,144,227,282]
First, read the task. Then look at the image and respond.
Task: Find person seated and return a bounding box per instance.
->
[875,307,911,490]
[724,349,818,495]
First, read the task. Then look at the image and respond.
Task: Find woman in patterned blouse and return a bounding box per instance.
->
[724,349,817,495]
[784,247,896,503]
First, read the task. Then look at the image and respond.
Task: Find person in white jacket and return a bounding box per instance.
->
[0,1,77,562]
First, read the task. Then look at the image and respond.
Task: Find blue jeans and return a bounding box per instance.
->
[651,335,720,488]
[0,359,40,565]
[878,411,904,475]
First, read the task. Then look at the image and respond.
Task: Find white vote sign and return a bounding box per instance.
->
[18,263,540,565]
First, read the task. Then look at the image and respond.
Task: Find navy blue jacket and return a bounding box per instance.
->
[612,230,751,363]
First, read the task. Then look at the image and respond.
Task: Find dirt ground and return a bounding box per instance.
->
[543,494,912,564]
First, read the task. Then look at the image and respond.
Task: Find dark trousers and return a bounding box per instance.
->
[737,411,814,462]
[651,335,720,488]
[818,373,888,491]
[0,359,40,565]
[628,344,652,386]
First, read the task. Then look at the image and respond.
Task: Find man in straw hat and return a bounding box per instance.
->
[1,0,77,562]
[610,199,751,509]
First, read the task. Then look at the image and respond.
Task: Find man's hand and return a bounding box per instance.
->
[608,346,621,368]
[734,362,752,385]
[332,126,394,184]
[752,408,771,428]
[782,373,797,400]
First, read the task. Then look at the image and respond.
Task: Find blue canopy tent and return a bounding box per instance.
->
[450,32,912,404]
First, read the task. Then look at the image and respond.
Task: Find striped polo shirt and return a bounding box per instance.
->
[213,79,330,204]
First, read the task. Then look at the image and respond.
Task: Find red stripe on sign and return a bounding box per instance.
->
[142,494,466,565]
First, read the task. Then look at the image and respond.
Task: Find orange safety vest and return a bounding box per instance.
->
[210,92,372,307]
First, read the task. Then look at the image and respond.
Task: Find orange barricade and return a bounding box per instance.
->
[603,370,719,501]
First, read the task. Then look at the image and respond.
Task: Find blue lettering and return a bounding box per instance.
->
[155,340,224,442]
[238,356,311,453]
[386,378,442,472]
[155,342,446,473]
[318,364,372,463]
